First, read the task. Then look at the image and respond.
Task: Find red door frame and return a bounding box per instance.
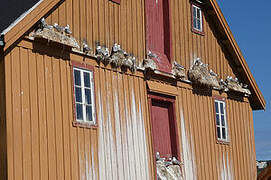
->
[145,0,173,73]
[148,93,180,177]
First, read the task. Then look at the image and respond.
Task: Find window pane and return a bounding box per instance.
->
[74,69,81,86]
[193,6,197,17]
[221,115,225,126]
[197,19,201,30]
[220,103,224,114]
[222,128,226,140]
[193,18,197,29]
[216,114,220,125]
[197,8,201,18]
[217,127,221,139]
[75,87,82,103]
[84,72,91,88]
[85,89,92,105]
[86,105,92,121]
[76,104,83,120]
[215,102,219,113]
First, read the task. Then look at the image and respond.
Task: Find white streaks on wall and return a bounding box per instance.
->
[180,109,197,180]
[138,97,150,179]
[106,90,118,180]
[79,153,86,180]
[91,147,97,180]
[95,79,150,180]
[114,91,125,180]
[97,91,106,180]
[220,152,234,180]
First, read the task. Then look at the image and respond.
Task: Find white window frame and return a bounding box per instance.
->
[192,4,203,32]
[73,67,96,124]
[214,100,229,142]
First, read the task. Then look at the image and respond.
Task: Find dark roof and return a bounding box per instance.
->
[0,0,40,33]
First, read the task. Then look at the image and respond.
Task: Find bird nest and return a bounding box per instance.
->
[172,61,186,80]
[156,153,183,180]
[156,161,183,180]
[32,18,79,49]
[188,59,220,88]
[226,77,251,95]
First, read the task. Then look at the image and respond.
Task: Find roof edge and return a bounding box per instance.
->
[2,0,62,53]
[209,0,266,110]
[1,0,44,35]
[0,0,265,110]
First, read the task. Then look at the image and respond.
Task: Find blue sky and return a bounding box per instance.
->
[216,0,271,160]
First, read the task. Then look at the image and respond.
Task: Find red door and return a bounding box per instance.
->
[145,0,171,72]
[149,94,179,159]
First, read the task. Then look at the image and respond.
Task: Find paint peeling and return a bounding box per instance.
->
[180,109,197,180]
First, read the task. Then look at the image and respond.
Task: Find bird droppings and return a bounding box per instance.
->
[188,58,220,88]
[220,152,234,180]
[180,109,197,180]
[96,87,150,180]
[31,18,80,49]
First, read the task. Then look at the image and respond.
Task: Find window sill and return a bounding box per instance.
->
[192,28,205,36]
[216,140,230,146]
[72,121,98,129]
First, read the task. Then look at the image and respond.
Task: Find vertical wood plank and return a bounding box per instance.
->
[60,60,71,180]
[11,47,23,180]
[52,57,65,180]
[20,47,32,180]
[5,52,14,180]
[29,50,40,180]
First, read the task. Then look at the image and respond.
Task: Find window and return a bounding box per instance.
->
[214,99,228,142]
[145,0,172,73]
[73,65,96,126]
[192,4,203,34]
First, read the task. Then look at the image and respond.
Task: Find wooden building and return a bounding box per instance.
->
[0,0,265,179]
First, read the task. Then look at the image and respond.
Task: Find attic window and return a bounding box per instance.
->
[214,98,229,143]
[192,4,204,34]
[72,62,97,128]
